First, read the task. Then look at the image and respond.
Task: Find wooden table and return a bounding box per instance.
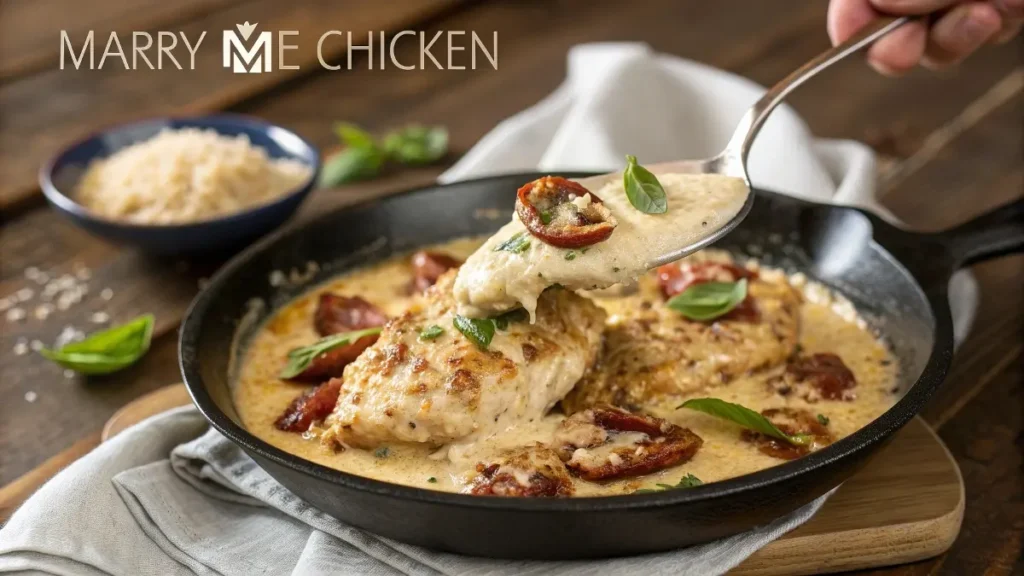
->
[1,1,1021,573]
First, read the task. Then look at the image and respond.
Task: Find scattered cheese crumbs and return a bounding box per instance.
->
[63,370,75,379]
[34,304,54,320]
[0,297,13,312]
[30,340,44,351]
[101,288,114,300]
[90,311,110,324]
[25,391,37,403]
[74,266,92,281]
[55,326,85,348]
[13,341,29,356]
[15,287,34,302]
[24,267,40,280]
[6,308,26,322]
[269,270,287,287]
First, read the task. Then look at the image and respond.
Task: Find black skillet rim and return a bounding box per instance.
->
[179,171,955,513]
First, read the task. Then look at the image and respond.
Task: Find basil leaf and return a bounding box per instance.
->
[492,308,528,330]
[453,315,495,349]
[333,122,377,149]
[383,125,448,165]
[634,473,703,493]
[678,398,810,446]
[319,146,384,187]
[817,413,830,426]
[39,314,154,375]
[666,279,747,321]
[623,154,667,214]
[279,327,383,379]
[493,232,530,254]
[564,251,577,261]
[419,325,444,341]
[540,210,553,224]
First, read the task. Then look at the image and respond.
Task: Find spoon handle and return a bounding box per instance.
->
[725,16,913,164]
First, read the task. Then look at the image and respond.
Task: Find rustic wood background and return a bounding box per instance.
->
[0,1,1021,573]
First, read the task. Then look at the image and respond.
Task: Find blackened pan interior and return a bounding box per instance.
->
[180,173,954,559]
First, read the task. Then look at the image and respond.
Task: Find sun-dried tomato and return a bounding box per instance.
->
[275,378,344,433]
[411,251,462,293]
[741,407,833,460]
[554,406,703,481]
[515,176,616,248]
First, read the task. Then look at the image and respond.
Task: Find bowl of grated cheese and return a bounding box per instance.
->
[40,114,320,254]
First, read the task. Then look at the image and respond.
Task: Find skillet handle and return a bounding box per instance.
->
[939,198,1024,269]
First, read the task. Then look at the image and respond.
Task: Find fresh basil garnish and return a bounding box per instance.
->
[634,473,704,494]
[39,314,154,375]
[667,279,747,321]
[382,125,448,165]
[623,154,667,214]
[319,122,449,187]
[419,325,444,341]
[678,398,810,446]
[494,232,531,254]
[564,250,577,261]
[492,308,528,330]
[453,315,495,349]
[817,413,830,426]
[279,327,383,379]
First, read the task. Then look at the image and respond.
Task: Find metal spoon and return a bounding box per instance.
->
[574,16,912,268]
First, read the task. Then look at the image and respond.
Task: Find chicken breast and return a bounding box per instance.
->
[563,259,801,413]
[323,270,606,448]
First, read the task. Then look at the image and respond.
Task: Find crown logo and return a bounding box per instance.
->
[236,21,258,41]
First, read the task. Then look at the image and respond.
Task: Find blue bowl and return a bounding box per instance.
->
[40,114,320,255]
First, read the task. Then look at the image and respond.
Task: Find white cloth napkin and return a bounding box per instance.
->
[0,43,977,576]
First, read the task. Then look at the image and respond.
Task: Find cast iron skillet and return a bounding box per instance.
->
[179,172,1023,559]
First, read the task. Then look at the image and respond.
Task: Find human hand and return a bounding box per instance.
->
[827,0,1022,75]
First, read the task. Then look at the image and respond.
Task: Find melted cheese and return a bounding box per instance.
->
[234,240,897,496]
[454,173,749,320]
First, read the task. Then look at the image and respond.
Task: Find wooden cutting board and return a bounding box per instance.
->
[0,384,963,574]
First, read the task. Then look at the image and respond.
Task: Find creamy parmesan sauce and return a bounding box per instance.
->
[235,238,898,496]
[454,173,749,320]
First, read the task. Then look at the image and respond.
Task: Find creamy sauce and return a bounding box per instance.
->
[235,238,898,496]
[454,173,749,319]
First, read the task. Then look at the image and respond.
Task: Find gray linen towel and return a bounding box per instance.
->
[0,406,831,575]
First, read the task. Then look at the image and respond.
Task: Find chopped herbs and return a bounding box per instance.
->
[279,327,383,379]
[540,210,553,224]
[623,154,668,214]
[634,474,704,493]
[666,279,747,321]
[427,477,438,483]
[419,325,444,341]
[679,398,810,446]
[817,414,830,426]
[564,251,577,261]
[374,447,390,458]
[494,232,531,254]
[453,315,495,349]
[39,314,154,375]
[612,267,621,273]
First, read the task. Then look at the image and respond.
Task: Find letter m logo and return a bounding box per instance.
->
[223,22,271,73]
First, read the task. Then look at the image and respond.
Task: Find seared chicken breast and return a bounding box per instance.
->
[323,270,606,448]
[563,259,801,413]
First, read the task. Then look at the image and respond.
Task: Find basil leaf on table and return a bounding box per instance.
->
[318,146,384,187]
[278,327,383,379]
[623,154,668,214]
[493,232,531,254]
[678,398,810,446]
[39,314,154,375]
[333,122,377,149]
[382,125,448,165]
[666,279,747,321]
[453,315,495,349]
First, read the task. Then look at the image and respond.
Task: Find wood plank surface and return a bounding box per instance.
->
[0,0,248,80]
[1,0,1021,572]
[0,0,465,212]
